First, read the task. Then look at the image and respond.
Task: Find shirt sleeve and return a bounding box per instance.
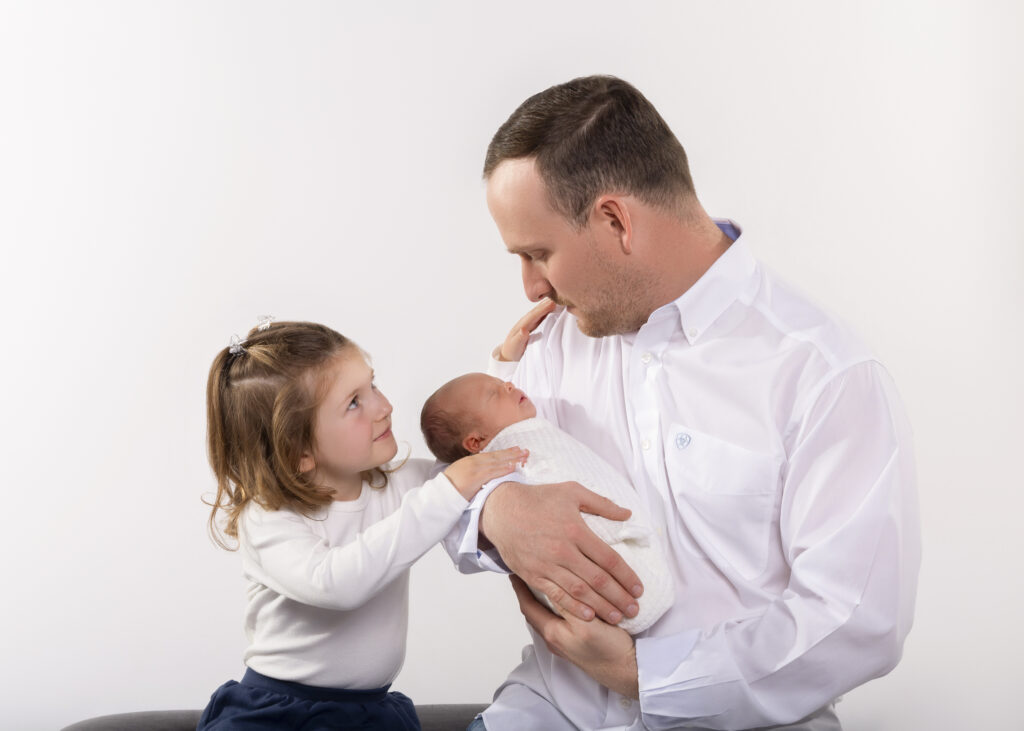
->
[441,472,516,574]
[241,472,469,611]
[636,361,921,729]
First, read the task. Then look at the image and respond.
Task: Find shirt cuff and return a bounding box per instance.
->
[635,629,702,721]
[448,474,513,574]
[487,348,520,380]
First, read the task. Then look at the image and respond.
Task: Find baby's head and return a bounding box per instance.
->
[421,373,536,463]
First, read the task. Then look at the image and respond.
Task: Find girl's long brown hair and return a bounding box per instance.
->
[204,321,384,548]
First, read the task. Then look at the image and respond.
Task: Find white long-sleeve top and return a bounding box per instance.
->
[447,221,921,730]
[239,459,466,689]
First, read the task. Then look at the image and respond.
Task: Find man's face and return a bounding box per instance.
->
[485,158,649,337]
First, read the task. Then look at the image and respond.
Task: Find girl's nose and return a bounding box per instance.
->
[377,392,393,419]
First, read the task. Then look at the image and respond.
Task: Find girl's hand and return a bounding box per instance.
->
[444,447,529,501]
[497,298,556,362]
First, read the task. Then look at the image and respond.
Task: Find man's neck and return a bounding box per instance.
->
[644,212,733,312]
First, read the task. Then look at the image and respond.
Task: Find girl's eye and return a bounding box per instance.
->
[347,397,360,411]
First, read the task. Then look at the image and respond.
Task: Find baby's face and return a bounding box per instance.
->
[455,373,536,438]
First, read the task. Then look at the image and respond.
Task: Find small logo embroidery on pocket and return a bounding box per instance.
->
[675,433,692,449]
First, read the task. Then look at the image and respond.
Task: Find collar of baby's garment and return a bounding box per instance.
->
[484,416,549,453]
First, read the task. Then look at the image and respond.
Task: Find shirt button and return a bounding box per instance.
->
[619,697,633,709]
[687,328,699,339]
[641,439,651,451]
[640,352,652,364]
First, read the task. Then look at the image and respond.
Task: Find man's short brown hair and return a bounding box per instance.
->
[483,75,696,227]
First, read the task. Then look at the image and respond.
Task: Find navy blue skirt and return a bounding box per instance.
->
[198,668,421,730]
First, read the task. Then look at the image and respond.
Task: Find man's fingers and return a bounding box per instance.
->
[578,536,644,603]
[530,564,630,624]
[558,546,638,621]
[510,575,571,659]
[575,488,632,522]
[509,573,569,655]
[511,575,561,632]
[529,573,602,623]
[560,484,643,601]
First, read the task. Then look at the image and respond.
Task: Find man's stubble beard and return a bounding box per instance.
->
[558,268,653,338]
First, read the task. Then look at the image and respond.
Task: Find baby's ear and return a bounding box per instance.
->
[462,432,485,454]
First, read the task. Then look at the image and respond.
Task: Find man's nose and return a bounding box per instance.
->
[521,260,551,302]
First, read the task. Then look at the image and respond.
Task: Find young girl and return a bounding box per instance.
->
[199,320,527,730]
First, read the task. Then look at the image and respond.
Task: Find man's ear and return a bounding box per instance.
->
[462,432,486,455]
[594,195,633,255]
[298,450,316,474]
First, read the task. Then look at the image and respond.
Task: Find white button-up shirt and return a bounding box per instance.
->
[447,221,921,730]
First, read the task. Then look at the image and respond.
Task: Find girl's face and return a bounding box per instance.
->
[301,350,397,500]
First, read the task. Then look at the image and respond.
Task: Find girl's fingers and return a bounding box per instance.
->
[500,299,556,361]
[491,446,529,465]
[519,298,556,331]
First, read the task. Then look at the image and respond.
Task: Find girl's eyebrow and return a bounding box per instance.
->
[340,372,374,406]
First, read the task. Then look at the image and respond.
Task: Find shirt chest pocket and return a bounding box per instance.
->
[664,425,783,580]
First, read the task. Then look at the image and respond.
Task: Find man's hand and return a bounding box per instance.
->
[511,575,640,699]
[480,481,643,623]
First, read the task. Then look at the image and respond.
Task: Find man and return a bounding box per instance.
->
[447,75,920,731]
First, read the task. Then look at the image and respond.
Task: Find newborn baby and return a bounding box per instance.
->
[420,373,674,634]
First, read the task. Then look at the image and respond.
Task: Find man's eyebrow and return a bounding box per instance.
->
[506,244,543,255]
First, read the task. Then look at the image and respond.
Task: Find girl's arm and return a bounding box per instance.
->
[241,449,525,611]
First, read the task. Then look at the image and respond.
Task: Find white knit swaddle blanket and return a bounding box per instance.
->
[485,417,674,634]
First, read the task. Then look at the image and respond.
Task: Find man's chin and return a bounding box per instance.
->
[574,314,618,338]
[573,309,643,338]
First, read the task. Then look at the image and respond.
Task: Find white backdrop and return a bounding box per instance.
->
[1,2,1021,729]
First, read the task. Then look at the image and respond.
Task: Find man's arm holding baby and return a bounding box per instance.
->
[476,479,642,696]
[478,479,644,624]
[510,575,639,698]
[442,476,642,690]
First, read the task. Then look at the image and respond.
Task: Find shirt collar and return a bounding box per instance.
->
[663,218,760,344]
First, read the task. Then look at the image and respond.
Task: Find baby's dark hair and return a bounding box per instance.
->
[420,386,473,464]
